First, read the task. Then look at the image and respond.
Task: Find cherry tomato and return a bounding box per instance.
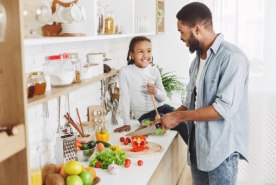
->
[125,159,131,164]
[96,162,102,168]
[125,162,130,168]
[124,140,129,145]
[138,160,143,166]
[120,137,125,142]
[126,137,131,143]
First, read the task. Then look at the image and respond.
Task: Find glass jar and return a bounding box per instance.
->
[26,74,35,98]
[29,143,42,185]
[114,16,120,34]
[66,53,82,83]
[31,72,46,95]
[44,55,74,87]
[104,10,115,34]
[96,1,104,34]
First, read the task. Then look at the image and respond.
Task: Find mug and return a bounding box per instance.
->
[52,4,67,23]
[79,6,86,20]
[66,3,82,22]
[38,6,52,24]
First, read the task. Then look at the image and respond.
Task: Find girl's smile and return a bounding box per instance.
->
[130,40,152,68]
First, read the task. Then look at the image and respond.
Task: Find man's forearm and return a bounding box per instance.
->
[174,105,188,112]
[175,105,222,122]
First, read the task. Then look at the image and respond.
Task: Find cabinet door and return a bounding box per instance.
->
[0,0,29,184]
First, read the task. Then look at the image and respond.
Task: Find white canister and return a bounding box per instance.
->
[82,64,93,79]
[103,59,113,68]
[91,64,99,76]
[44,75,51,91]
[88,53,104,74]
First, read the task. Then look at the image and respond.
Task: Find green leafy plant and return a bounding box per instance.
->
[156,65,186,101]
[158,9,164,26]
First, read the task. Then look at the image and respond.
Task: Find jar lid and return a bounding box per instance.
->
[26,74,32,77]
[31,71,43,75]
[47,55,69,60]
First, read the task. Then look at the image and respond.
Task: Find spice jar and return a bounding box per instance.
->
[31,72,46,95]
[44,55,74,87]
[26,74,35,98]
[114,16,120,34]
[29,143,42,185]
[96,1,104,34]
[104,9,115,34]
[65,53,82,83]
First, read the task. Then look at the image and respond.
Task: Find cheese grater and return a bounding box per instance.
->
[56,134,78,166]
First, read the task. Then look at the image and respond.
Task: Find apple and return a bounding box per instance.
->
[66,175,83,185]
[79,170,93,185]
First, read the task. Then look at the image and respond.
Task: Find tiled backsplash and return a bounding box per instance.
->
[25,37,139,166]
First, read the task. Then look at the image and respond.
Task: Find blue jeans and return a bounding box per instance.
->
[138,104,189,145]
[191,152,240,185]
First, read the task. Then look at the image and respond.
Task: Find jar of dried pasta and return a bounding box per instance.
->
[30,71,46,95]
[104,10,115,34]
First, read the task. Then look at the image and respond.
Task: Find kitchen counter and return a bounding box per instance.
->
[80,118,191,185]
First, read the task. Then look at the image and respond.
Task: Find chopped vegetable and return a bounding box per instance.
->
[89,148,127,169]
[132,136,146,147]
[138,160,143,166]
[120,137,125,142]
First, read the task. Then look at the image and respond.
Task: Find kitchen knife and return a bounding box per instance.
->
[125,123,161,137]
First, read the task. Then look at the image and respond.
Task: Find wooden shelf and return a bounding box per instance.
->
[27,69,119,108]
[24,33,155,46]
[0,124,26,163]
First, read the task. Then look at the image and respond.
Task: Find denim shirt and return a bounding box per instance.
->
[182,34,250,171]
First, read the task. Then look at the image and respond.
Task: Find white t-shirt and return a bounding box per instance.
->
[195,58,206,110]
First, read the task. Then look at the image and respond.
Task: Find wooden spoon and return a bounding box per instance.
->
[148,79,161,120]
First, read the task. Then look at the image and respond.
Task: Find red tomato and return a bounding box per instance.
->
[76,140,81,144]
[120,137,125,142]
[126,137,131,143]
[96,162,102,168]
[138,160,143,166]
[125,162,130,168]
[125,159,131,164]
[124,140,128,145]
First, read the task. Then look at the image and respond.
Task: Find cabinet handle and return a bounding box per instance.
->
[0,126,18,136]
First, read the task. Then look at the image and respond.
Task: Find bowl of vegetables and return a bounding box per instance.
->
[77,140,96,161]
[141,118,169,135]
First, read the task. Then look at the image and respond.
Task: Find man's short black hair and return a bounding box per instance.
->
[176,2,213,29]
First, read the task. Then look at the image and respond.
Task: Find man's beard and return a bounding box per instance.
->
[188,31,202,54]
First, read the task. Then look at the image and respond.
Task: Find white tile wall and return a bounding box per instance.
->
[25,37,135,166]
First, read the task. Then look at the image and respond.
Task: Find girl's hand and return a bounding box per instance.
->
[147,83,157,95]
[114,125,131,133]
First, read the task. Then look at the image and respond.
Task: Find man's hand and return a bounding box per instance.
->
[114,125,131,133]
[147,83,157,95]
[149,112,180,130]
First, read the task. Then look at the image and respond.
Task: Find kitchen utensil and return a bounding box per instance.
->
[64,113,85,137]
[56,135,77,166]
[0,2,7,42]
[111,99,118,125]
[23,0,52,38]
[43,102,55,142]
[77,148,95,161]
[120,142,164,158]
[66,3,82,22]
[76,108,84,135]
[148,79,161,120]
[141,118,168,135]
[57,96,61,133]
[125,123,161,137]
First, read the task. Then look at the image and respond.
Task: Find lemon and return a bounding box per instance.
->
[63,161,83,175]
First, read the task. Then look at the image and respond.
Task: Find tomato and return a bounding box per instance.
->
[76,140,81,144]
[124,140,128,145]
[126,137,131,143]
[125,162,130,168]
[125,159,131,164]
[120,137,125,142]
[95,162,102,168]
[138,160,143,166]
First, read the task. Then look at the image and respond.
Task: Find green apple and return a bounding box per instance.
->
[79,169,93,185]
[66,175,83,185]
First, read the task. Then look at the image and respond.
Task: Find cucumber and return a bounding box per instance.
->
[96,141,111,148]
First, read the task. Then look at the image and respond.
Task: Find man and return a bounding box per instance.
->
[150,2,249,185]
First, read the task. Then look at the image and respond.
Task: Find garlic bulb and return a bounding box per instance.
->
[108,161,119,175]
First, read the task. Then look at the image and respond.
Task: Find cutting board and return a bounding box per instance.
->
[120,142,164,158]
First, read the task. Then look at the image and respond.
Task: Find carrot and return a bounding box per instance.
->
[97,143,105,152]
[77,147,81,151]
[77,143,82,149]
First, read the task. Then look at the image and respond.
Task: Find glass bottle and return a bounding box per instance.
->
[29,143,42,185]
[66,53,82,83]
[31,72,46,95]
[104,9,115,34]
[114,16,120,34]
[96,1,104,34]
[26,74,35,98]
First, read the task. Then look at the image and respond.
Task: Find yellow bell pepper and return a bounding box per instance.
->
[96,129,109,142]
[109,146,121,153]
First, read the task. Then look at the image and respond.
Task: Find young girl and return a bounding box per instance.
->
[113,36,176,133]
